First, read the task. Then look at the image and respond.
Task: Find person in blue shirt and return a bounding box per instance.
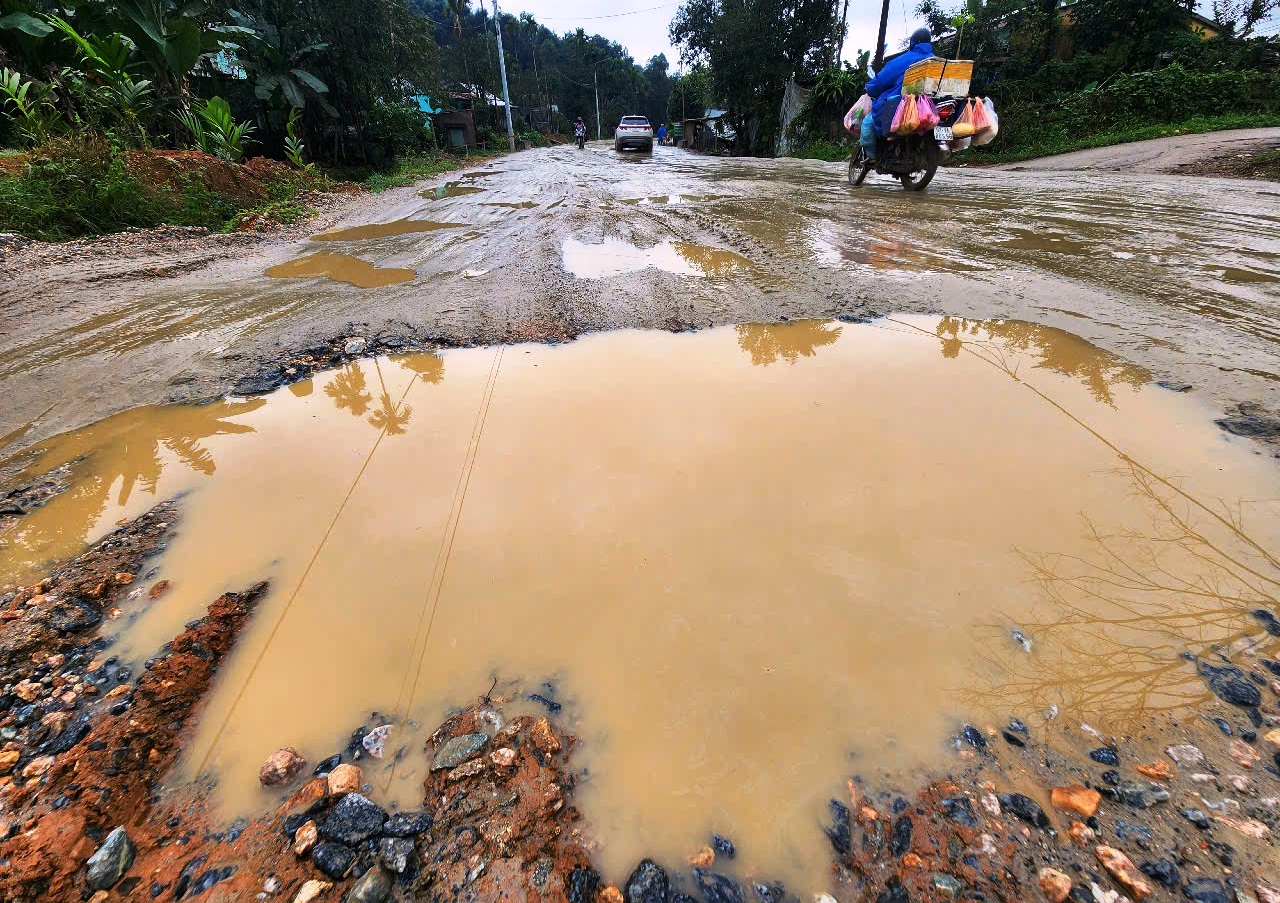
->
[657,122,668,144]
[860,27,934,162]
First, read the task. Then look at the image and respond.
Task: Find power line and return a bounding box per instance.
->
[532,2,679,21]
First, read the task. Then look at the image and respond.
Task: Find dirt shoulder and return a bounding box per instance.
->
[994,127,1280,175]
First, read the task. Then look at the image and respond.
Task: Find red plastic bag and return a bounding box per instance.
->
[891,95,920,136]
[915,94,940,131]
[970,96,994,137]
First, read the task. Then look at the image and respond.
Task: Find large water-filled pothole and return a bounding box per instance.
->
[3,317,1277,890]
[562,236,751,278]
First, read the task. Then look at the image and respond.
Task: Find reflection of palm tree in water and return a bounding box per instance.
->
[735,321,842,366]
[0,399,265,581]
[395,352,445,385]
[324,365,373,417]
[935,317,1149,406]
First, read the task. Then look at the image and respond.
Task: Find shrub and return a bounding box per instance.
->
[363,102,434,156]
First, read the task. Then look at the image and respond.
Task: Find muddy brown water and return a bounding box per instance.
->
[3,318,1279,890]
[265,251,416,288]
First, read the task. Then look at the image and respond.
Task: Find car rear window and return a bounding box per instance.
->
[621,117,649,126]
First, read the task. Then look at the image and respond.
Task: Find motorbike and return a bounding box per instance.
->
[575,131,586,149]
[849,95,961,192]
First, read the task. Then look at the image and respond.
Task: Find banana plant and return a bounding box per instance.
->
[176,95,255,161]
[0,67,62,145]
[225,10,332,114]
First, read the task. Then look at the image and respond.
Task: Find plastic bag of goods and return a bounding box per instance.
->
[842,94,873,134]
[949,136,972,151]
[951,98,978,139]
[972,97,999,146]
[891,95,921,136]
[915,94,941,131]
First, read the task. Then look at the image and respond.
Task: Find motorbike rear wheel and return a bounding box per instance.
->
[898,163,937,191]
[848,149,871,187]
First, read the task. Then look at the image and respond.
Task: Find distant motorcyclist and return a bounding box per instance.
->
[574,116,587,149]
[860,27,934,162]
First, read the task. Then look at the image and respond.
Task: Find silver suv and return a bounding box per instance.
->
[614,115,654,152]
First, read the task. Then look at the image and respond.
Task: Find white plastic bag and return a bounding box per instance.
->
[972,97,999,146]
[843,93,872,134]
[949,136,972,152]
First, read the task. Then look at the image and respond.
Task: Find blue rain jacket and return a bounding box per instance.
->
[866,41,934,136]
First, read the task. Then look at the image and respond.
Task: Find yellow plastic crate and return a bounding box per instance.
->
[902,57,973,97]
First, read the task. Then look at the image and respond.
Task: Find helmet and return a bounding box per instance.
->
[910,27,932,47]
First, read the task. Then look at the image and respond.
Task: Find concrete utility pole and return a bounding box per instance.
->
[593,69,602,141]
[872,0,891,71]
[492,0,516,151]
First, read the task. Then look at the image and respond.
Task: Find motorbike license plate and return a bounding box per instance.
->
[934,126,953,141]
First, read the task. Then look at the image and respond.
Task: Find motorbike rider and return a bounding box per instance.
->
[574,116,587,147]
[860,26,934,162]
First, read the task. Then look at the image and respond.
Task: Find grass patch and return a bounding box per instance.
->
[969,113,1280,164]
[787,138,855,162]
[1239,147,1280,180]
[354,148,506,193]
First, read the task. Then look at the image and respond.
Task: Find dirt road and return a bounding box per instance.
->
[3,141,1279,450]
[996,126,1280,174]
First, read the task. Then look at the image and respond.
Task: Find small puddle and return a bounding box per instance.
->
[562,236,751,278]
[265,252,415,288]
[419,181,485,200]
[310,220,465,242]
[4,319,1278,892]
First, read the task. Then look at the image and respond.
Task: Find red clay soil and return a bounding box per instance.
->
[123,150,285,207]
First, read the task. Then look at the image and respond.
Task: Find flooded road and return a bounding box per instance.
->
[3,318,1277,891]
[3,144,1280,450]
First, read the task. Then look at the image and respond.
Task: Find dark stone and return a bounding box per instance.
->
[1157,381,1193,392]
[1247,706,1263,728]
[876,877,910,903]
[1262,659,1280,677]
[931,875,963,898]
[1002,731,1026,747]
[382,811,433,837]
[712,834,736,858]
[1183,808,1210,829]
[568,867,601,903]
[282,814,309,838]
[86,826,136,890]
[672,896,697,903]
[998,793,1049,829]
[1115,819,1153,846]
[692,869,745,903]
[345,865,393,903]
[1140,860,1180,888]
[824,800,851,854]
[1182,878,1230,903]
[528,693,562,714]
[1209,717,1232,736]
[190,866,235,897]
[49,599,102,633]
[1089,747,1119,766]
[319,793,387,845]
[38,715,91,756]
[1215,414,1280,438]
[1254,610,1280,636]
[890,816,913,856]
[752,882,789,903]
[1008,718,1029,735]
[314,754,341,775]
[891,798,908,814]
[942,797,977,828]
[959,725,987,749]
[378,837,414,874]
[313,842,357,879]
[1200,662,1263,707]
[1241,730,1256,743]
[232,369,290,396]
[1111,783,1167,809]
[173,854,208,900]
[431,733,488,770]
[1101,770,1121,786]
[624,859,668,903]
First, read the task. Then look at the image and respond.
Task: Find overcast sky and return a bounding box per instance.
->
[496,0,1274,74]
[498,0,925,72]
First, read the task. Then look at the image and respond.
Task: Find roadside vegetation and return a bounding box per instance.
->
[665,0,1280,162]
[0,0,672,242]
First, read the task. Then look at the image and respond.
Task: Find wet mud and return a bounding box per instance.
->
[3,145,1280,450]
[265,252,417,288]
